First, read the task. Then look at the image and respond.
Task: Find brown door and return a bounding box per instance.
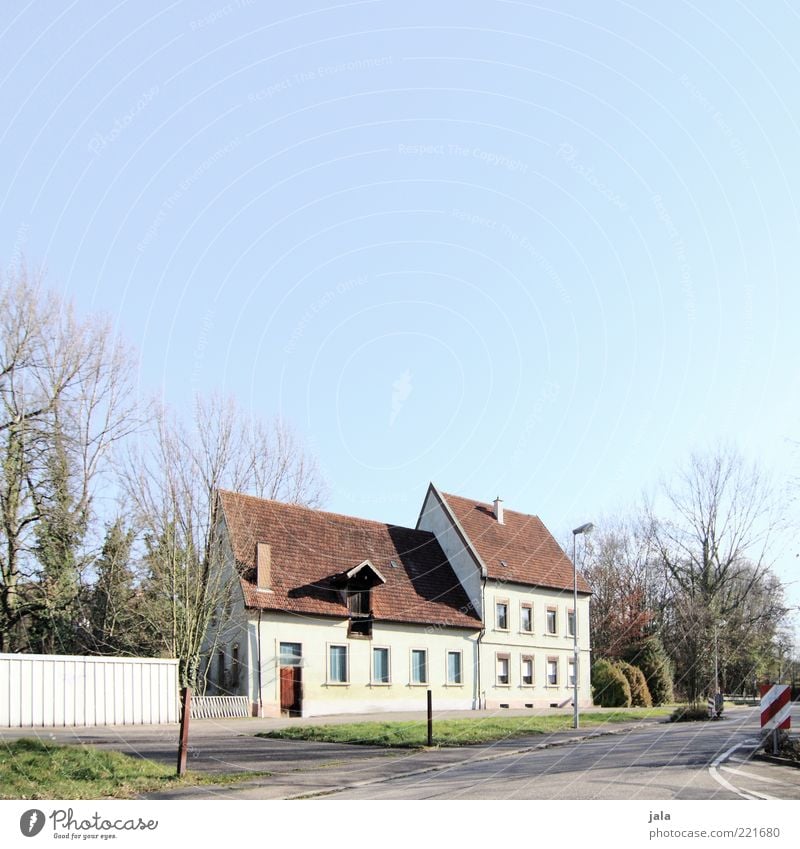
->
[280,666,302,715]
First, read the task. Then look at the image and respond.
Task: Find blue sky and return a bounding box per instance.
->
[2,1,799,628]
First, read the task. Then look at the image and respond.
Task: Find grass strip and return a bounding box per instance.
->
[257,707,672,748]
[0,738,269,800]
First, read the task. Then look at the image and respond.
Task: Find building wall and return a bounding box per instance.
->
[416,485,484,617]
[0,653,179,727]
[252,612,479,717]
[480,580,592,709]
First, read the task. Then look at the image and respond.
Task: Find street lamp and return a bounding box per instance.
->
[714,619,726,696]
[572,522,594,729]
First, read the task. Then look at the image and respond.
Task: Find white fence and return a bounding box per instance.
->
[0,653,179,727]
[190,695,250,719]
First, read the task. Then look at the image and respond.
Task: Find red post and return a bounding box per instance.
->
[427,689,433,747]
[177,687,192,777]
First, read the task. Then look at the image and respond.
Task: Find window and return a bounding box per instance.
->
[329,645,348,683]
[348,589,372,636]
[279,642,302,666]
[568,659,576,687]
[547,657,558,686]
[411,649,428,684]
[567,609,576,637]
[231,643,240,690]
[546,607,557,635]
[447,651,463,685]
[521,656,534,686]
[496,601,509,631]
[520,604,532,633]
[372,647,390,684]
[496,654,510,686]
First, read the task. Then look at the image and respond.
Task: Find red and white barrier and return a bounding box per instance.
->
[760,683,791,731]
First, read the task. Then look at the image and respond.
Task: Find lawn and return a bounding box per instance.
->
[257,707,672,748]
[0,738,268,800]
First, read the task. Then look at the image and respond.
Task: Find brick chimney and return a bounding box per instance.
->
[256,542,271,592]
[493,496,504,524]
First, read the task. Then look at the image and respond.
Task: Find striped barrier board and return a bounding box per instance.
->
[759,684,791,731]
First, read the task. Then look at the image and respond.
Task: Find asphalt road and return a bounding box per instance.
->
[3,705,798,800]
[322,710,800,800]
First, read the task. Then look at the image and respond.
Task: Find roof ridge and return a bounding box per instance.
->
[440,490,542,522]
[218,488,433,537]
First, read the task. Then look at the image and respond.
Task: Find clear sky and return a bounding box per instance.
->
[1,1,798,632]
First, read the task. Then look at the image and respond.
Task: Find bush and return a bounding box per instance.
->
[592,659,632,708]
[669,704,713,722]
[623,637,674,705]
[616,660,653,707]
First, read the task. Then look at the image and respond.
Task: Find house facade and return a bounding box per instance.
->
[207,484,591,717]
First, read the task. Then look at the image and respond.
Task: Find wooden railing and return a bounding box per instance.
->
[190,695,250,719]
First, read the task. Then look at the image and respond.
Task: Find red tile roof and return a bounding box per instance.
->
[218,490,481,630]
[439,491,591,594]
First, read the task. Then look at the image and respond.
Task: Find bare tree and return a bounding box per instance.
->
[580,515,663,659]
[0,269,138,651]
[649,446,783,702]
[124,394,325,686]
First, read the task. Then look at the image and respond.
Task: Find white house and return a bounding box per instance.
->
[207,484,591,717]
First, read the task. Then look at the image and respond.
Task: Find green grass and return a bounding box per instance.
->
[257,707,672,748]
[0,738,269,800]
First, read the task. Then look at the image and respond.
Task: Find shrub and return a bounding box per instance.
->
[616,660,653,707]
[669,704,712,722]
[623,637,674,705]
[591,659,632,708]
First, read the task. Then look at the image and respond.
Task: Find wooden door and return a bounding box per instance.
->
[280,666,301,715]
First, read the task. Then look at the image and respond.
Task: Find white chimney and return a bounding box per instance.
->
[493,496,504,524]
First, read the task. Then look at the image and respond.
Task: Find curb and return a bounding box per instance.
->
[752,752,800,770]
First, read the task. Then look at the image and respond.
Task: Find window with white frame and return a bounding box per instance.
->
[447,651,463,685]
[546,607,557,635]
[372,647,390,684]
[411,649,428,684]
[521,656,534,686]
[520,603,532,633]
[568,659,576,687]
[567,608,576,637]
[496,600,509,631]
[547,657,558,686]
[496,653,510,686]
[329,644,348,683]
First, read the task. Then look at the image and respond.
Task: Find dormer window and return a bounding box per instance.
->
[333,559,386,638]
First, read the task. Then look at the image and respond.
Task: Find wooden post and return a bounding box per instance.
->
[427,689,433,747]
[177,686,192,777]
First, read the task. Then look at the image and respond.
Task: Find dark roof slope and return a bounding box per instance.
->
[218,490,481,629]
[439,491,591,594]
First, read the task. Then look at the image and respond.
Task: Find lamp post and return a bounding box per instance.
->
[572,522,594,729]
[714,619,726,696]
